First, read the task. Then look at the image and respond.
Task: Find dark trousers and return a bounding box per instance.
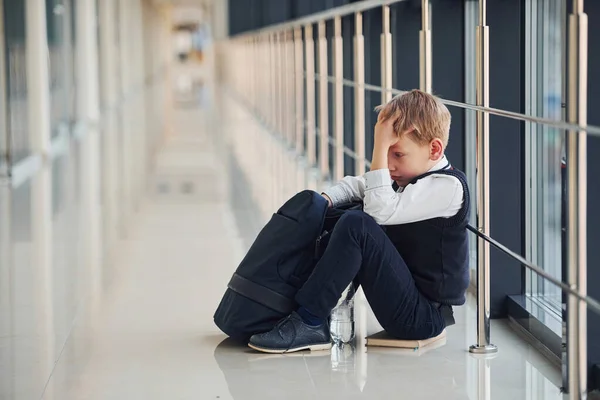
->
[295,210,446,340]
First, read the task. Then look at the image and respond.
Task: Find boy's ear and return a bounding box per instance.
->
[430,138,444,161]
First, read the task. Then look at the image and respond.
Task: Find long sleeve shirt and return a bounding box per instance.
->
[322,156,464,225]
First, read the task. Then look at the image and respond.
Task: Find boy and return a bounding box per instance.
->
[248,89,470,353]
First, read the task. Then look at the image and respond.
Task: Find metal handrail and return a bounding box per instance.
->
[230,0,409,38]
[311,73,600,137]
[231,0,600,138]
[466,226,600,315]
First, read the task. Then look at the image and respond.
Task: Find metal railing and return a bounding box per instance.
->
[222,0,595,397]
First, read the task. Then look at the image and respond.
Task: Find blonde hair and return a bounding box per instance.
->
[375,89,451,147]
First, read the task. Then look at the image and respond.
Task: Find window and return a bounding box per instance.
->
[46,0,76,137]
[0,0,7,169]
[3,0,29,163]
[524,0,566,326]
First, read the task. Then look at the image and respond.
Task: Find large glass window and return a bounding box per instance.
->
[0,0,7,170]
[3,0,29,163]
[524,0,566,321]
[47,0,76,137]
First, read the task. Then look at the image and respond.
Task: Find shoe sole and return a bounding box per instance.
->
[248,342,332,354]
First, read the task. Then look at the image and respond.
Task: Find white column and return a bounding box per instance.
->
[133,0,147,204]
[26,0,51,156]
[162,5,174,140]
[117,0,134,229]
[99,0,120,254]
[76,0,102,315]
[0,182,9,392]
[211,0,228,41]
[25,0,55,383]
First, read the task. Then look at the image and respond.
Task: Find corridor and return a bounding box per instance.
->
[1,99,562,400]
[3,0,600,398]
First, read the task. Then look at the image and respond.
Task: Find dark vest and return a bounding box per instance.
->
[385,168,471,305]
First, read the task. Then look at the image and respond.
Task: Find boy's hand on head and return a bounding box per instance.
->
[370,116,397,172]
[374,115,398,148]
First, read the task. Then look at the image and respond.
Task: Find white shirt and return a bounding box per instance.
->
[322,156,464,225]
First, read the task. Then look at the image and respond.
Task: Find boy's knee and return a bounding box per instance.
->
[337,210,376,229]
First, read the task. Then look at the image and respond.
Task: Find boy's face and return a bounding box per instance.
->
[387,134,444,187]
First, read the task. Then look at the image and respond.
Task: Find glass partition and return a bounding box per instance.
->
[46,0,76,137]
[3,0,29,163]
[524,0,566,319]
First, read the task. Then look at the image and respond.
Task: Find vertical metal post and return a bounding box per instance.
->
[565,0,588,397]
[254,36,260,114]
[261,34,268,121]
[294,27,305,155]
[317,21,329,178]
[250,36,254,111]
[285,29,295,199]
[279,31,284,202]
[283,31,295,148]
[242,38,247,102]
[305,24,316,166]
[381,5,393,104]
[249,37,254,104]
[287,29,295,148]
[333,16,344,182]
[354,12,366,175]
[246,37,250,109]
[277,31,284,135]
[252,37,257,114]
[270,32,277,130]
[269,32,278,210]
[469,0,497,355]
[260,34,266,120]
[262,35,268,122]
[419,0,432,93]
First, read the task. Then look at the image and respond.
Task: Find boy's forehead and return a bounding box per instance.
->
[390,136,416,150]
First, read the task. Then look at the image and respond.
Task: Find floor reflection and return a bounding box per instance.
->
[213,338,364,399]
[213,337,471,400]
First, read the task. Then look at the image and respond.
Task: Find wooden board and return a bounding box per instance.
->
[365,329,447,349]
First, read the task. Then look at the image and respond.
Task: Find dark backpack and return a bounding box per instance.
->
[213,190,360,342]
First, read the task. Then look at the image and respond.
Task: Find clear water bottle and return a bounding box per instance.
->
[330,283,355,343]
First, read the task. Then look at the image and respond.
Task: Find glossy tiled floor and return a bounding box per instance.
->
[1,99,564,399]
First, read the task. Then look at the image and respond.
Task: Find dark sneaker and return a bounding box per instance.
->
[248,312,331,354]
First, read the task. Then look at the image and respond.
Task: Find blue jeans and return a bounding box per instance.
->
[295,210,446,340]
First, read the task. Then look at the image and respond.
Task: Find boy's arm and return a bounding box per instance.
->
[321,116,394,207]
[363,171,464,225]
[322,175,366,207]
